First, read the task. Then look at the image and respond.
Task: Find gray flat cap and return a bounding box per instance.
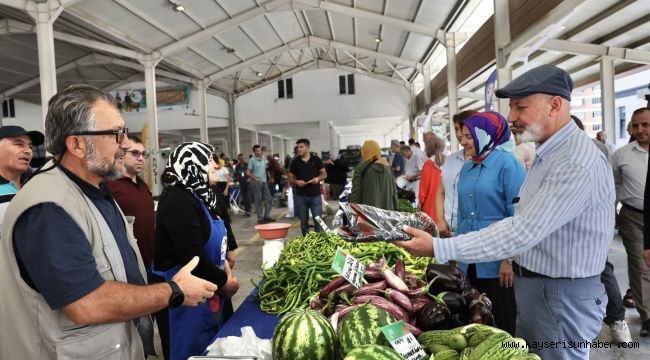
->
[495,64,574,101]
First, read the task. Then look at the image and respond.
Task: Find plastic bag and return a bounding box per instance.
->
[337,203,438,242]
[205,326,272,360]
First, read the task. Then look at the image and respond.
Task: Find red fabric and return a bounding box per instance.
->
[108,177,155,269]
[418,160,441,224]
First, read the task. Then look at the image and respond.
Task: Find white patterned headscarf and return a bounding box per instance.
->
[164,142,217,210]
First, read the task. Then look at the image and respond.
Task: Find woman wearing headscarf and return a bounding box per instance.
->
[349,140,398,210]
[153,142,240,360]
[456,112,525,335]
[418,134,443,224]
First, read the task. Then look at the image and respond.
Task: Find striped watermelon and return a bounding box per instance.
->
[272,308,336,360]
[344,345,404,360]
[338,304,396,357]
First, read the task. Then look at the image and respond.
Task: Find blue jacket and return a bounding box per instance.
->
[456,149,525,278]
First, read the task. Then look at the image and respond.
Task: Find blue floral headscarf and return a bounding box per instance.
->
[462,111,515,163]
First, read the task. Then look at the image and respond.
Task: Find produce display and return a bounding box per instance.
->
[272,309,336,360]
[255,232,432,314]
[338,305,395,357]
[343,344,404,360]
[337,203,438,242]
[418,324,538,360]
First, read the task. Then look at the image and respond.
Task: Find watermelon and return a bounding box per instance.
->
[272,309,336,359]
[343,344,403,360]
[338,304,396,357]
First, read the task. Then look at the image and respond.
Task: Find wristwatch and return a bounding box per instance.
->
[506,257,514,265]
[167,280,184,308]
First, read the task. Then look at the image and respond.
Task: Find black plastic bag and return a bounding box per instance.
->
[337,203,439,242]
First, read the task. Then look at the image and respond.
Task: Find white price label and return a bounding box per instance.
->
[331,247,365,289]
[381,321,427,360]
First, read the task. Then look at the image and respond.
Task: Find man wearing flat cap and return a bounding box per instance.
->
[395,64,614,360]
[0,125,44,230]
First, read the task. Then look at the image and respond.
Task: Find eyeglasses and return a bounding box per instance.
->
[71,127,128,144]
[126,150,150,159]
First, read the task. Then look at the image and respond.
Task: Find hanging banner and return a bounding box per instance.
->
[110,86,191,113]
[484,69,497,112]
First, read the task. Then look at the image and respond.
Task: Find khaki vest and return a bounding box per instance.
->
[0,161,146,359]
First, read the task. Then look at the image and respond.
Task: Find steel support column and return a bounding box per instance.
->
[197,79,209,143]
[423,64,432,106]
[142,55,161,195]
[228,95,237,157]
[600,56,616,140]
[445,32,459,151]
[494,0,512,116]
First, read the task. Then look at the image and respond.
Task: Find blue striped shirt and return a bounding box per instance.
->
[434,121,614,278]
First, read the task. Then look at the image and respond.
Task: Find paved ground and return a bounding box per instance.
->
[152,202,650,358]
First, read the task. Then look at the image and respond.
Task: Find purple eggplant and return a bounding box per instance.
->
[469,293,493,311]
[404,322,423,337]
[394,259,405,280]
[353,295,409,322]
[319,276,347,300]
[412,295,435,313]
[435,291,467,315]
[309,298,323,311]
[424,264,466,293]
[383,267,409,293]
[468,303,494,325]
[405,285,429,298]
[415,302,452,331]
[353,280,387,296]
[364,268,384,282]
[336,304,358,323]
[462,286,481,303]
[404,274,418,288]
[385,288,414,313]
[333,283,356,299]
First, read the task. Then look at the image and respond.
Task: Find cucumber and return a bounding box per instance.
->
[448,334,467,351]
[459,347,472,360]
[469,332,511,360]
[467,327,505,347]
[426,343,453,355]
[419,330,457,348]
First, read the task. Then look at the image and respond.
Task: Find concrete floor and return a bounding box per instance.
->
[153,203,650,358]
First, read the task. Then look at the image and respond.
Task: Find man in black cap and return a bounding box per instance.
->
[0,125,44,229]
[395,64,614,359]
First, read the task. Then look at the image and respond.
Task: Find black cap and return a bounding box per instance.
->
[495,64,574,101]
[0,126,44,146]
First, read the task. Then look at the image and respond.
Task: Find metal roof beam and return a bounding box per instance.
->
[158,0,291,57]
[540,39,650,65]
[309,36,421,69]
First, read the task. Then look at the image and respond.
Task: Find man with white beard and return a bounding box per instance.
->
[0,85,217,359]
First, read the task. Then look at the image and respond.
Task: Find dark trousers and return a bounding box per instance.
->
[294,194,322,236]
[468,264,517,335]
[328,183,345,199]
[239,186,251,212]
[601,259,626,324]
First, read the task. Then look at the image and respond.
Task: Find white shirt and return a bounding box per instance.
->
[410,145,426,170]
[515,142,536,171]
[441,149,466,231]
[215,167,230,182]
[404,153,424,177]
[612,141,648,210]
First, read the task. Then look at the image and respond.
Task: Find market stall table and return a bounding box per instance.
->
[213,287,280,340]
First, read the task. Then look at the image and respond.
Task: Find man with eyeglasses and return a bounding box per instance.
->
[0,85,217,360]
[108,136,155,273]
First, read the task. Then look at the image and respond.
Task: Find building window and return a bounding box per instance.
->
[592,123,602,131]
[339,74,355,95]
[618,106,626,138]
[2,98,15,118]
[592,111,602,118]
[277,78,293,99]
[591,97,601,104]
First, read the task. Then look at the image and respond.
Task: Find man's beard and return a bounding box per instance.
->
[86,139,125,180]
[518,116,546,143]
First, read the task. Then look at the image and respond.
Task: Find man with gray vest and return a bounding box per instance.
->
[0,85,217,359]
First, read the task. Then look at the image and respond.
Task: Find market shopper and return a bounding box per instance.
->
[154,142,240,360]
[436,110,476,237]
[324,153,349,199]
[235,153,251,216]
[418,136,443,224]
[349,140,398,211]
[108,136,155,271]
[612,107,649,337]
[400,144,424,200]
[395,65,613,360]
[391,139,406,177]
[247,144,274,224]
[455,112,525,335]
[0,125,44,229]
[289,138,327,235]
[0,85,216,360]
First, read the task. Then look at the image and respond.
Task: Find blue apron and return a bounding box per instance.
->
[153,193,228,360]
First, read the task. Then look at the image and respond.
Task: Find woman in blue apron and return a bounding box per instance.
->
[153,142,240,360]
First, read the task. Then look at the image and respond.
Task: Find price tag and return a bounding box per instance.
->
[331,247,365,289]
[314,216,331,233]
[381,321,427,360]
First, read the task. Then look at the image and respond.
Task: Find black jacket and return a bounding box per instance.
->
[154,184,236,288]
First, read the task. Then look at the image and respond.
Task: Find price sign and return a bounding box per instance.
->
[314,216,331,233]
[331,247,365,289]
[381,321,427,360]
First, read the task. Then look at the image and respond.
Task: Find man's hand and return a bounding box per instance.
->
[223,190,228,197]
[220,262,239,298]
[226,250,236,269]
[644,249,650,268]
[393,226,435,257]
[171,257,218,306]
[296,180,306,187]
[310,177,320,184]
[499,261,514,288]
